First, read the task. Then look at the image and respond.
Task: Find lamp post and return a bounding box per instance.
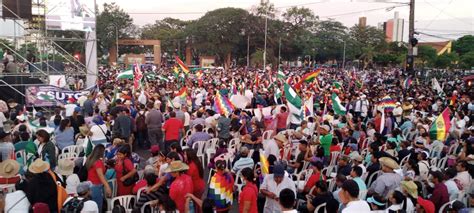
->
[263,14,268,70]
[342,40,346,69]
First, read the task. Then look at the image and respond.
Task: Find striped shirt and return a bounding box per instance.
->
[232,157,254,173]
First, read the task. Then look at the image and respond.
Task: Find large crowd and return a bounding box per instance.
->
[0,64,472,213]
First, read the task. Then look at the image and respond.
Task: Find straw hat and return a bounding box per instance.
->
[401,181,418,198]
[79,125,90,136]
[164,161,189,173]
[379,157,400,170]
[273,134,288,144]
[28,158,50,174]
[0,159,20,178]
[56,158,74,176]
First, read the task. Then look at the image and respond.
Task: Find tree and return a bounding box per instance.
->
[348,24,387,68]
[282,7,317,31]
[313,19,348,62]
[460,51,474,69]
[141,18,190,55]
[96,3,137,57]
[417,45,437,67]
[453,35,474,56]
[434,52,458,69]
[0,38,15,56]
[187,8,250,69]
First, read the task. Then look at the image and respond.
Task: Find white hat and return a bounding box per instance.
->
[66,174,80,195]
[173,102,181,109]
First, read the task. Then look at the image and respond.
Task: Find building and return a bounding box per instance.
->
[359,17,367,28]
[418,41,452,56]
[378,12,404,42]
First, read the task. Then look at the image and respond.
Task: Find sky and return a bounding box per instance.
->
[96,0,474,42]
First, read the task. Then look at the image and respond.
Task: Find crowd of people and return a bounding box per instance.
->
[0,64,472,213]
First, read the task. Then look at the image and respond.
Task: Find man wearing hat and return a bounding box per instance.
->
[350,154,366,174]
[62,181,99,212]
[260,164,296,213]
[314,124,333,164]
[0,159,20,184]
[266,134,288,160]
[166,160,193,213]
[368,157,402,197]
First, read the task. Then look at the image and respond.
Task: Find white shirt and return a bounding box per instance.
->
[5,190,30,212]
[184,112,191,126]
[265,140,280,160]
[0,112,6,128]
[341,200,371,213]
[89,124,107,141]
[261,174,296,213]
[445,179,460,197]
[63,197,98,213]
[455,171,472,189]
[64,104,77,117]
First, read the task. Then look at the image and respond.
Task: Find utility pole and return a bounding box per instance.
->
[263,14,268,70]
[247,35,250,68]
[342,40,346,69]
[406,0,416,75]
[278,36,281,68]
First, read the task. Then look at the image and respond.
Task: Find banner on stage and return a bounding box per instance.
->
[45,0,96,31]
[25,86,89,107]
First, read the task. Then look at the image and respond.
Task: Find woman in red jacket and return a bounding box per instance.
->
[114,145,137,196]
[184,149,205,198]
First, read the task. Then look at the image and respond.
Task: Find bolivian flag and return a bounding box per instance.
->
[175,56,190,74]
[301,69,321,83]
[176,87,187,99]
[429,108,451,141]
[260,151,269,174]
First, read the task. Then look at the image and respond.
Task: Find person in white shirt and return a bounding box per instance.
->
[455,161,472,190]
[89,116,108,145]
[0,112,6,132]
[444,168,460,199]
[62,181,99,213]
[260,164,296,213]
[339,180,371,213]
[265,134,287,161]
[278,188,297,213]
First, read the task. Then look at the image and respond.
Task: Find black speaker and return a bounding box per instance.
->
[2,0,32,20]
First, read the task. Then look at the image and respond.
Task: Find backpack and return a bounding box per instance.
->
[61,197,86,213]
[49,170,68,211]
[32,203,50,213]
[136,112,147,131]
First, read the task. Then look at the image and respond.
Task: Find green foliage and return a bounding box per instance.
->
[187,8,250,68]
[0,38,15,54]
[348,24,387,68]
[434,52,458,69]
[453,35,474,56]
[96,3,137,57]
[313,20,348,62]
[460,51,474,69]
[141,18,190,53]
[417,45,437,67]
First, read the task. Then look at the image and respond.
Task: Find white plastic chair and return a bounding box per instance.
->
[234,170,245,195]
[436,156,448,170]
[438,200,455,213]
[329,152,340,166]
[58,152,78,160]
[140,201,158,213]
[262,130,274,141]
[294,169,313,191]
[109,195,136,211]
[358,189,368,200]
[15,150,27,167]
[192,141,207,168]
[180,138,189,150]
[137,187,146,201]
[228,138,240,153]
[0,184,15,193]
[206,138,219,165]
[62,145,83,156]
[367,171,382,188]
[314,202,327,213]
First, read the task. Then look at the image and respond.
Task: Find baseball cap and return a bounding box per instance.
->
[76,181,92,195]
[273,164,285,177]
[150,145,160,154]
[74,106,81,112]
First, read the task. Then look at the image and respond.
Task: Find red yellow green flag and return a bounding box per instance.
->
[429,108,451,141]
[301,69,321,83]
[175,56,190,74]
[176,87,187,99]
[260,151,269,174]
